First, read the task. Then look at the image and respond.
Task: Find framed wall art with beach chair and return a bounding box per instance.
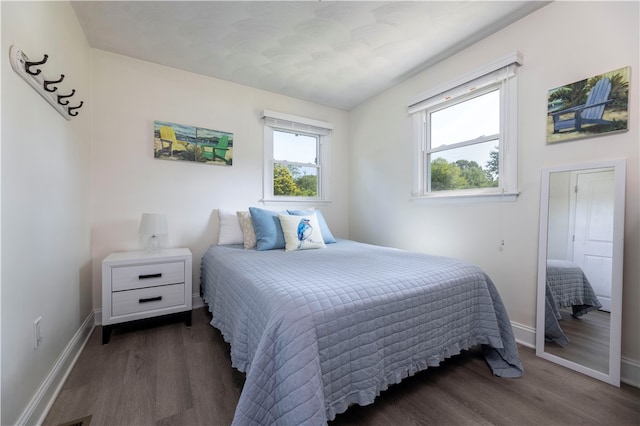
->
[546,66,630,144]
[153,120,233,165]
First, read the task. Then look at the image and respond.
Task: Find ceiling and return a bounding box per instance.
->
[71,1,547,110]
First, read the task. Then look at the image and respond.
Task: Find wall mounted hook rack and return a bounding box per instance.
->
[9,45,84,120]
[57,89,75,105]
[24,54,48,76]
[68,101,83,116]
[43,74,65,92]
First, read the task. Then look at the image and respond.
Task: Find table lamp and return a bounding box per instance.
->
[138,213,168,253]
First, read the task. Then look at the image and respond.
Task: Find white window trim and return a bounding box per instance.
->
[409,52,522,203]
[262,110,332,205]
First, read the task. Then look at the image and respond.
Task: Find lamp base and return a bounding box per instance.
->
[147,235,160,253]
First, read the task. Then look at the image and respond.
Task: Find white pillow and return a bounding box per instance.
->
[278,213,325,252]
[217,209,243,245]
[236,211,257,249]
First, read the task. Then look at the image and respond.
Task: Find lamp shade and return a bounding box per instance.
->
[138,213,168,236]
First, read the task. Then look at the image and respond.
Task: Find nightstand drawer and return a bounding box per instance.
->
[112,261,184,291]
[112,283,185,316]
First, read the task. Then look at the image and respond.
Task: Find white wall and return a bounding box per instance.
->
[349,1,639,365]
[90,50,350,313]
[547,172,571,260]
[1,2,92,424]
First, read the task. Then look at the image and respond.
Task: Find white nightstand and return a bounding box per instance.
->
[101,248,192,344]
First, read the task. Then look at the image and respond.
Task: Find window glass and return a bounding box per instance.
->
[430,90,500,148]
[273,131,318,164]
[429,140,499,191]
[271,130,320,198]
[427,89,501,192]
[273,164,318,197]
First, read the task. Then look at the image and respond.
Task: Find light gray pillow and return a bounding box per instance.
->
[236,211,256,249]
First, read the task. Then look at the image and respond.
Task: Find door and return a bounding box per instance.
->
[571,170,615,311]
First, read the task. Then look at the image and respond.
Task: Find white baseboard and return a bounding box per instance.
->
[192,293,204,309]
[621,356,640,388]
[510,321,639,388]
[16,311,95,426]
[511,321,536,349]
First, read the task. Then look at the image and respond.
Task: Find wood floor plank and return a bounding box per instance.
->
[43,307,640,426]
[111,337,156,426]
[152,325,193,421]
[545,309,610,373]
[156,407,200,426]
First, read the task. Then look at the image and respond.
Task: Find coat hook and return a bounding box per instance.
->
[67,101,83,116]
[44,74,65,92]
[57,89,76,105]
[24,54,48,76]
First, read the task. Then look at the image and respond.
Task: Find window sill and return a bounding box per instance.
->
[261,198,332,206]
[410,191,519,204]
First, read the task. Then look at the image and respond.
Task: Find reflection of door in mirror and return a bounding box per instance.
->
[572,170,614,311]
[545,168,613,374]
[537,159,624,387]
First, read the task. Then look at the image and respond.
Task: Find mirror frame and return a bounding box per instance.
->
[536,159,625,386]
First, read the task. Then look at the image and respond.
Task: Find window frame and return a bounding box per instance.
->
[409,52,522,203]
[262,110,332,205]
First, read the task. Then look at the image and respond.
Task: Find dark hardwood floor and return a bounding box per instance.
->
[545,308,610,373]
[44,308,640,426]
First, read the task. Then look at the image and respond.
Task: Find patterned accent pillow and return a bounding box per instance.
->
[287,209,337,243]
[278,213,326,252]
[236,211,256,249]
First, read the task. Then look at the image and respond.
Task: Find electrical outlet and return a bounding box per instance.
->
[33,317,42,349]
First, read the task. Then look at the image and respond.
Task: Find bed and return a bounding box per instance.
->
[544,259,602,346]
[201,238,523,425]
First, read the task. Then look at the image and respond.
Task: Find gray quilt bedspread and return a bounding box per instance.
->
[544,259,602,346]
[201,240,523,425]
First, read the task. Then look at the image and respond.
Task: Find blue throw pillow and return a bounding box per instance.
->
[249,207,287,251]
[287,209,337,244]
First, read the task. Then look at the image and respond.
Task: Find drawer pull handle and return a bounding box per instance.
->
[139,296,162,304]
[139,273,162,279]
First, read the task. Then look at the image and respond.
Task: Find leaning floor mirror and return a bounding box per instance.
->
[536,159,625,386]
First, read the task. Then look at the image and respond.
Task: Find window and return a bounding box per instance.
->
[408,52,522,201]
[262,110,332,204]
